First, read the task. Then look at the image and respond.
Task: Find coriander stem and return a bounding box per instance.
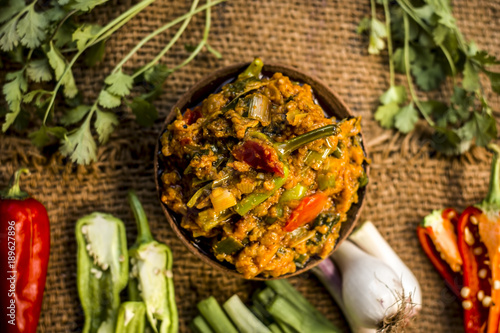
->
[42,0,156,125]
[131,0,222,79]
[43,46,84,125]
[117,0,200,76]
[382,0,395,87]
[396,0,457,78]
[91,0,156,46]
[403,13,435,126]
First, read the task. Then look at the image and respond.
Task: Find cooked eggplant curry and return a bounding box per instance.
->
[159,58,367,278]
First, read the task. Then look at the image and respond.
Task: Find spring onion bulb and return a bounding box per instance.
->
[349,221,422,314]
[333,240,406,329]
[314,223,421,332]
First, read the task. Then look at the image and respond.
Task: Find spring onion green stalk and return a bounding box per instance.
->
[197,296,238,333]
[223,295,271,333]
[189,316,214,333]
[349,221,422,315]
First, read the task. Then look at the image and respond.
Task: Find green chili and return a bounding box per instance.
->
[317,174,336,191]
[115,302,147,333]
[279,184,308,203]
[235,166,289,215]
[127,191,178,333]
[238,57,263,80]
[214,237,244,255]
[76,213,129,333]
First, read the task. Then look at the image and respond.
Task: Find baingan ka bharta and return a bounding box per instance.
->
[158,58,368,279]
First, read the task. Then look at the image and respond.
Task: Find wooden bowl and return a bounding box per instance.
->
[154,62,369,280]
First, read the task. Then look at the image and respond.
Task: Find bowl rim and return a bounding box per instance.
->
[154,61,370,280]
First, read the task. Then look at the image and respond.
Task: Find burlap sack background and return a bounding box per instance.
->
[1,0,499,331]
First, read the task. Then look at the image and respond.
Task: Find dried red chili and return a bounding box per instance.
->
[0,169,50,333]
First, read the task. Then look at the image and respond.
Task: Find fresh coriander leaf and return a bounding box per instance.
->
[59,118,97,164]
[379,85,407,105]
[425,0,456,29]
[16,4,48,49]
[2,69,27,132]
[450,86,474,122]
[393,46,416,73]
[58,0,71,5]
[390,6,419,42]
[473,50,500,66]
[394,103,418,133]
[104,70,133,96]
[43,6,66,23]
[432,24,449,45]
[357,17,370,34]
[0,15,20,51]
[419,100,447,118]
[485,71,500,95]
[72,24,101,51]
[98,90,121,109]
[27,58,53,82]
[463,112,497,147]
[206,43,222,59]
[29,125,67,148]
[368,18,387,55]
[46,42,78,98]
[60,105,91,125]
[374,102,400,129]
[140,86,163,103]
[95,109,118,143]
[463,60,480,92]
[84,40,106,67]
[411,47,445,91]
[128,97,158,127]
[144,64,171,87]
[413,4,436,24]
[0,1,26,24]
[12,108,29,131]
[22,89,52,107]
[70,0,108,12]
[432,126,471,155]
[54,21,75,48]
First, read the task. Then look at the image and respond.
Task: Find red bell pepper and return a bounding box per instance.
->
[417,208,462,298]
[283,192,328,232]
[0,169,50,333]
[458,144,500,333]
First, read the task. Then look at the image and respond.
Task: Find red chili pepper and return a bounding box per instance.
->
[417,208,462,298]
[457,206,489,333]
[232,140,285,177]
[284,193,328,232]
[0,169,50,333]
[457,144,500,333]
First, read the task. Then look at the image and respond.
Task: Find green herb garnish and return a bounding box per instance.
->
[359,0,500,155]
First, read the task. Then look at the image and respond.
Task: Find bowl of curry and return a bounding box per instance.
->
[154,58,369,280]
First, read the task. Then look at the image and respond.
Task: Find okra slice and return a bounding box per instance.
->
[76,213,129,333]
[128,191,178,333]
[115,302,147,333]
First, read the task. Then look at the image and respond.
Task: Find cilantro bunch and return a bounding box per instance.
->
[1,0,224,164]
[359,0,499,155]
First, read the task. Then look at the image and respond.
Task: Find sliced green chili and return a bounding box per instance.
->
[128,191,178,333]
[279,184,307,203]
[235,166,289,215]
[76,213,129,333]
[115,302,147,333]
[214,237,244,255]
